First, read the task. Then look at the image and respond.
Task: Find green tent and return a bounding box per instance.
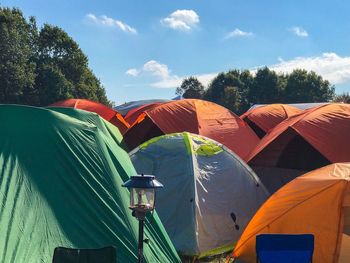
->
[0,105,180,263]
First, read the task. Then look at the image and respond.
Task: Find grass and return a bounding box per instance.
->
[180,252,233,263]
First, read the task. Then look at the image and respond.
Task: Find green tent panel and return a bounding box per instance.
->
[130,132,269,257]
[48,106,124,146]
[0,105,180,263]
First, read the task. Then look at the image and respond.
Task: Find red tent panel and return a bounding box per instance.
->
[51,99,129,134]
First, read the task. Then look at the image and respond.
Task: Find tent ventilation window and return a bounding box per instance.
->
[230,212,240,230]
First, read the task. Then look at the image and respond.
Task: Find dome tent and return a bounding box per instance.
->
[0,105,180,263]
[124,99,260,161]
[240,104,301,138]
[51,98,130,134]
[247,103,350,193]
[129,132,269,257]
[231,163,350,263]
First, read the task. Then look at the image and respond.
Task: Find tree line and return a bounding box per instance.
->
[0,7,110,106]
[176,68,346,115]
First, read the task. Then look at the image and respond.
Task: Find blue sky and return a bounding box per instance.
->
[3,0,350,104]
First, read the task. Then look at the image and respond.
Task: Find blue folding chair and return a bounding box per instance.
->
[256,234,314,263]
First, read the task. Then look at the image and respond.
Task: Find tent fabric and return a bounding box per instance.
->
[124,99,260,161]
[129,132,269,257]
[0,105,180,263]
[51,99,130,134]
[124,102,163,126]
[48,107,123,145]
[247,103,350,165]
[115,99,170,116]
[231,163,350,263]
[241,104,301,137]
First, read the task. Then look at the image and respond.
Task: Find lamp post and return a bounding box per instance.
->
[122,174,163,263]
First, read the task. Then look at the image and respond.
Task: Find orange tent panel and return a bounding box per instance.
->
[241,104,301,137]
[231,163,350,263]
[124,102,163,126]
[248,103,350,166]
[51,99,129,134]
[123,99,260,160]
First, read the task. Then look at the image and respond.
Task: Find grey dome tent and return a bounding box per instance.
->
[129,132,269,258]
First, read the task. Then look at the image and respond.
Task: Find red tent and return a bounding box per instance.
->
[123,99,260,160]
[241,104,301,138]
[51,99,129,134]
[124,102,163,126]
[247,103,350,193]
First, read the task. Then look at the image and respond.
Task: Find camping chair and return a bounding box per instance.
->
[52,246,117,263]
[256,234,314,263]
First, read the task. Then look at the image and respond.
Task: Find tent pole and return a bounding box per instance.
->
[138,218,144,263]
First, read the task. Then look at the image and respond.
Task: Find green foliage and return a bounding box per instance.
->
[200,68,335,115]
[203,70,252,112]
[176,76,205,99]
[249,67,283,104]
[284,69,334,103]
[0,7,110,106]
[0,8,36,104]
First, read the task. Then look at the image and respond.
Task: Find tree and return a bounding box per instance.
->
[35,24,110,105]
[333,92,350,103]
[0,8,36,104]
[223,86,241,113]
[283,69,335,103]
[249,67,283,104]
[203,70,253,114]
[0,7,110,106]
[176,76,204,99]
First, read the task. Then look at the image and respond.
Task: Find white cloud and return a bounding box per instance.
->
[161,9,199,31]
[125,68,140,77]
[290,26,308,37]
[126,60,217,89]
[86,13,137,34]
[151,73,217,88]
[225,28,254,39]
[270,53,350,84]
[126,60,174,82]
[143,60,170,79]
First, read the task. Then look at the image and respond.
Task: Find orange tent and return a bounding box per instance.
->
[231,163,350,263]
[247,103,350,193]
[123,99,260,160]
[124,102,163,126]
[51,99,129,134]
[241,104,301,138]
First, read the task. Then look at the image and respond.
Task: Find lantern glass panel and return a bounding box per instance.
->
[130,188,155,211]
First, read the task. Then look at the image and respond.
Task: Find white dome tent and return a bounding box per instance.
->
[129,132,269,258]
